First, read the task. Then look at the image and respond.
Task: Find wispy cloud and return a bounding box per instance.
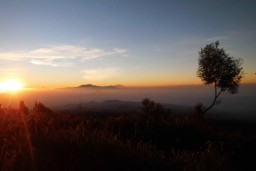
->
[0,45,127,66]
[30,59,74,67]
[81,67,120,81]
[113,48,127,54]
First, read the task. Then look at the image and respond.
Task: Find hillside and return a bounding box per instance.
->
[1,100,256,170]
[53,100,192,115]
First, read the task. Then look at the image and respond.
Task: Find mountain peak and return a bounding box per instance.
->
[77,84,98,88]
[75,84,125,89]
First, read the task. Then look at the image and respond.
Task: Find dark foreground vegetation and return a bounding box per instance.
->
[0,99,256,171]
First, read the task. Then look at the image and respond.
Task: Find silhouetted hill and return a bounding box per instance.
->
[113,84,126,88]
[63,84,125,89]
[53,100,192,115]
[78,84,98,88]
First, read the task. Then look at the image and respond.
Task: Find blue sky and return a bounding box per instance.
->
[0,0,255,88]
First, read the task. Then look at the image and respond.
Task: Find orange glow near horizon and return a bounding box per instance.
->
[25,78,256,89]
[7,72,255,90]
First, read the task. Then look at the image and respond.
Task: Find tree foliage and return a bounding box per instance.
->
[197,41,243,114]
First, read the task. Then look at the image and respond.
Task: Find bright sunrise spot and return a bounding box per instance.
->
[0,79,24,92]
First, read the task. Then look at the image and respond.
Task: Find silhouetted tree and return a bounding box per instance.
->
[197,41,243,114]
[29,101,53,133]
[33,101,52,114]
[142,98,163,120]
[190,103,204,121]
[19,100,29,115]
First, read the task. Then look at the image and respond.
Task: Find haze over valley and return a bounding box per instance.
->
[1,83,255,120]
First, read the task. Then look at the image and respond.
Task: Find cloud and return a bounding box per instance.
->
[0,45,127,66]
[81,67,120,81]
[113,48,127,54]
[30,59,74,67]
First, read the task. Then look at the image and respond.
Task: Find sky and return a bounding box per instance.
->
[0,0,255,88]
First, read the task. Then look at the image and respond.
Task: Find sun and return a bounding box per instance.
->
[0,79,24,92]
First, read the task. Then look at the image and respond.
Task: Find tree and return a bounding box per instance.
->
[142,98,163,120]
[19,100,29,115]
[197,41,243,114]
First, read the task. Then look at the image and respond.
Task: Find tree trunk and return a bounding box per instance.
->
[203,83,222,115]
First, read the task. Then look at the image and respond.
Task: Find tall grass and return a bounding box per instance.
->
[0,101,255,170]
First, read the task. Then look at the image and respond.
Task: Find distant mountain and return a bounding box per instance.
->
[63,84,125,89]
[77,84,99,88]
[113,84,126,88]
